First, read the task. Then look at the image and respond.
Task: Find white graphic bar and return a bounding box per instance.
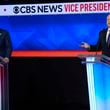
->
[0,1,109,16]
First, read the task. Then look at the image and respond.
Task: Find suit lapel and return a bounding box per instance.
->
[103,29,107,44]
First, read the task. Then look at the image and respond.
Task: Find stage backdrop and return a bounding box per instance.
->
[0,1,109,50]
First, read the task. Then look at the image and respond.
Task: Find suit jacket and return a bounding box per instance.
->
[90,28,110,57]
[0,29,12,58]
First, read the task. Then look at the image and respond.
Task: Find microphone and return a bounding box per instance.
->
[95,31,102,57]
[95,31,103,61]
[95,41,99,56]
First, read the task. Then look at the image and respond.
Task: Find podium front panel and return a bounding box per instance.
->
[0,63,9,110]
[86,57,110,110]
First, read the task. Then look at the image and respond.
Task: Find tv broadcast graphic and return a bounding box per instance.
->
[0,1,110,110]
[0,1,109,52]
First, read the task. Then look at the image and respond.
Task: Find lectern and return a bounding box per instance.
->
[0,61,9,110]
[80,55,110,110]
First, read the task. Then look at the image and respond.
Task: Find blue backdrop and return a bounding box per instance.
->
[0,13,108,50]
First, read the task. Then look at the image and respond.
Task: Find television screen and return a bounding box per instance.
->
[0,1,109,51]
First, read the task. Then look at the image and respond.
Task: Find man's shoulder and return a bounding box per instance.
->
[100,28,107,33]
[0,29,8,35]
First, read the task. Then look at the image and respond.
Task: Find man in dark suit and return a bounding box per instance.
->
[0,29,12,63]
[80,14,110,57]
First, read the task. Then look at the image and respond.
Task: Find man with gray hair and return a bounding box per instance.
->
[80,14,110,57]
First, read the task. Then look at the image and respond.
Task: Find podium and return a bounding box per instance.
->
[0,62,9,110]
[79,55,110,110]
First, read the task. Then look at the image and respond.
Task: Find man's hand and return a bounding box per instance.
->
[2,57,9,63]
[80,42,90,49]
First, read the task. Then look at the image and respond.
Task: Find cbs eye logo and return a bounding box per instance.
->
[13,6,36,14]
[13,6,19,14]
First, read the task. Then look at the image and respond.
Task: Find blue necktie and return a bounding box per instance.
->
[107,32,110,47]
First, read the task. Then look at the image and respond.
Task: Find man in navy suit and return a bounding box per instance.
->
[81,14,110,57]
[0,29,12,63]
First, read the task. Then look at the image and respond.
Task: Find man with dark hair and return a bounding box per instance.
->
[0,29,12,63]
[80,14,110,57]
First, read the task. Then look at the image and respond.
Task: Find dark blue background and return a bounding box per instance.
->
[0,13,108,50]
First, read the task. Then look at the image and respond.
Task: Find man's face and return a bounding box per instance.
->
[107,15,110,28]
